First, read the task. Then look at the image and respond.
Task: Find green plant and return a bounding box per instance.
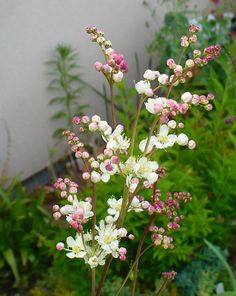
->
[144,0,234,71]
[0,177,69,293]
[47,44,87,139]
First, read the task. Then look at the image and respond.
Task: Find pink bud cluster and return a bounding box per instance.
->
[180,24,200,48]
[162,270,177,280]
[118,247,127,261]
[86,26,128,82]
[53,178,92,231]
[153,92,215,124]
[63,129,90,160]
[149,226,174,249]
[147,189,192,248]
[54,178,79,198]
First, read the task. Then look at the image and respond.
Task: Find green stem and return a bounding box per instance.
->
[156,278,168,296]
[92,269,96,296]
[130,183,157,295]
[109,80,116,128]
[130,214,156,296]
[115,244,154,296]
[95,255,113,296]
[130,95,146,155]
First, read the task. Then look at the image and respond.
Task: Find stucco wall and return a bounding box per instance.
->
[0,0,208,180]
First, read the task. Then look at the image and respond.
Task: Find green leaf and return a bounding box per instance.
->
[3,249,20,284]
[48,96,65,105]
[205,240,236,291]
[52,128,65,138]
[51,111,66,120]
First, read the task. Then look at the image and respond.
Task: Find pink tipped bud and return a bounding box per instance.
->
[117,228,128,237]
[69,186,78,194]
[53,212,61,220]
[94,61,103,71]
[72,116,80,124]
[119,254,126,261]
[188,140,196,150]
[52,204,60,212]
[82,172,90,180]
[111,155,120,164]
[119,247,127,255]
[128,234,135,240]
[81,116,90,124]
[56,242,64,251]
[82,151,90,159]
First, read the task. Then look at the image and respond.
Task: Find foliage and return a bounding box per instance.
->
[0,178,74,294]
[205,240,236,294]
[175,246,225,296]
[47,44,87,139]
[144,0,234,71]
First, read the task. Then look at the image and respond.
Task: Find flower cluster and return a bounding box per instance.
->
[53,178,130,269]
[52,24,220,295]
[86,26,128,82]
[148,190,192,248]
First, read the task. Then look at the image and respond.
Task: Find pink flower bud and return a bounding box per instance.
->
[111,155,120,164]
[145,88,154,96]
[82,151,89,159]
[158,74,169,85]
[72,116,80,124]
[128,234,135,240]
[119,254,126,261]
[94,61,103,71]
[89,122,98,131]
[52,204,60,212]
[81,116,90,124]
[69,186,78,194]
[56,242,64,251]
[117,228,127,237]
[119,247,127,255]
[53,212,61,220]
[82,172,90,180]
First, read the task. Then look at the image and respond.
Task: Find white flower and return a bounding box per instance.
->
[133,157,159,184]
[139,136,158,154]
[145,97,167,114]
[98,120,112,135]
[100,161,118,183]
[107,197,123,221]
[95,220,119,257]
[155,125,177,149]
[84,246,106,269]
[143,69,159,81]
[66,235,86,259]
[60,198,93,220]
[129,196,143,212]
[105,125,130,152]
[113,71,123,82]
[177,133,189,146]
[135,80,151,94]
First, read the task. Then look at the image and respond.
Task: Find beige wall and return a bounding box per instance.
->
[0,0,208,180]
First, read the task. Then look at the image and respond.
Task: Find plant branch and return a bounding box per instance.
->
[115,244,154,296]
[156,278,168,296]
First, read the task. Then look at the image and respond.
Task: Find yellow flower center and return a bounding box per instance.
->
[157,135,168,144]
[72,245,81,253]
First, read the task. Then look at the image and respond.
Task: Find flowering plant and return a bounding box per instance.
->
[52,24,220,295]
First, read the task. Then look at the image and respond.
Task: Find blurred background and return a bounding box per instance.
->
[0,0,236,295]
